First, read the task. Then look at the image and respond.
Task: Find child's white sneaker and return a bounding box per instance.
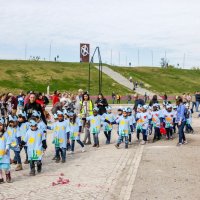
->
[69,151,74,154]
[82,148,85,153]
[183,140,188,145]
[140,141,146,145]
[177,143,182,146]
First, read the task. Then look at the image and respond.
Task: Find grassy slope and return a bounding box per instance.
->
[110,66,200,95]
[0,60,132,95]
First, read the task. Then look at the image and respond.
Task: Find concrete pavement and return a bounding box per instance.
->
[0,111,200,200]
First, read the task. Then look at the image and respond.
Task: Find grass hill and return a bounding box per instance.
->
[109,66,200,95]
[2,60,198,96]
[0,60,132,95]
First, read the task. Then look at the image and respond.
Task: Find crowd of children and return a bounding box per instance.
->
[0,99,194,183]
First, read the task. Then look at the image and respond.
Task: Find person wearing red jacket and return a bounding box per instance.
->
[52,91,60,106]
[36,93,50,121]
[36,93,46,111]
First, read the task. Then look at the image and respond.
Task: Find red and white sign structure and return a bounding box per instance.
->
[80,43,90,62]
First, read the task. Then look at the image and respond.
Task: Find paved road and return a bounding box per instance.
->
[130,113,200,200]
[131,134,200,200]
[1,110,200,200]
[0,125,141,200]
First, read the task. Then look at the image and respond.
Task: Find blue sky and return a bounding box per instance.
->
[0,0,200,68]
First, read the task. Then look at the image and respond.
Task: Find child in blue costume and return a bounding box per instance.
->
[127,107,135,144]
[0,118,12,183]
[53,111,69,163]
[161,102,168,127]
[102,106,115,144]
[163,104,174,140]
[17,111,29,164]
[135,105,143,141]
[137,105,151,145]
[8,115,23,171]
[22,120,47,176]
[7,116,20,166]
[31,111,47,138]
[115,108,130,149]
[86,107,102,148]
[115,107,123,136]
[150,104,162,142]
[185,103,194,133]
[47,114,59,160]
[64,110,71,151]
[148,106,153,135]
[68,111,85,154]
[172,105,178,133]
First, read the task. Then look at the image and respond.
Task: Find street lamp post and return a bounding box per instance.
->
[49,41,53,61]
[88,47,103,94]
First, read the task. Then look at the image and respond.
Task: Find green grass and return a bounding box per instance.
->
[0,60,132,95]
[109,66,200,95]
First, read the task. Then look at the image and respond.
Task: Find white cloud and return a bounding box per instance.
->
[0,0,200,67]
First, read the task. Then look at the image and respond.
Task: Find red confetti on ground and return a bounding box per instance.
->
[62,179,70,185]
[76,183,87,188]
[52,182,57,186]
[60,173,64,176]
[52,177,70,186]
[77,183,81,187]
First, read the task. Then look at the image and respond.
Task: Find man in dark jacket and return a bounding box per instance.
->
[133,94,144,112]
[24,93,47,124]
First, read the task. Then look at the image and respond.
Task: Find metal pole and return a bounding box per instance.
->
[88,62,91,93]
[49,42,52,61]
[101,63,103,93]
[138,49,140,66]
[110,49,112,66]
[151,50,154,66]
[119,51,120,66]
[88,47,103,94]
[99,58,101,94]
[88,47,99,94]
[183,53,186,69]
[25,44,27,60]
[98,48,103,93]
[98,48,101,93]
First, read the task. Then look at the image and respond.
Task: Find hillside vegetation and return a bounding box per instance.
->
[0,60,132,95]
[110,66,200,95]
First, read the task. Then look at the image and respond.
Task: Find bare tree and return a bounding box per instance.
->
[160,58,169,68]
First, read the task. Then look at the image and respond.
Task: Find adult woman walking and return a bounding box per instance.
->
[24,93,47,124]
[95,93,108,115]
[176,96,187,146]
[80,93,93,145]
